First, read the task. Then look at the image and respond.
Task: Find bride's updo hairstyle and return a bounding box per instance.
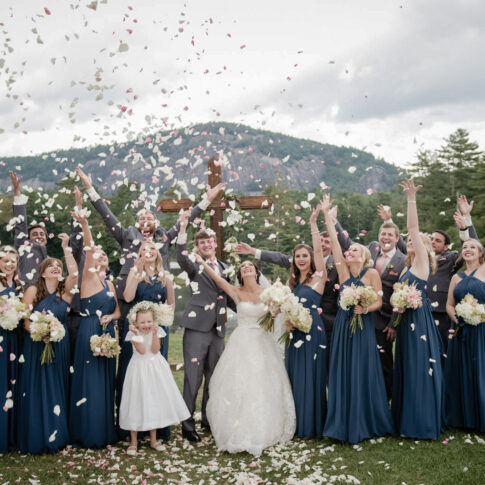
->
[236,260,261,286]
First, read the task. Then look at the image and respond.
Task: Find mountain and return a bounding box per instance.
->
[0,122,400,195]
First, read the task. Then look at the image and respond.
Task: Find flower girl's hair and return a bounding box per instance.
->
[128,301,164,327]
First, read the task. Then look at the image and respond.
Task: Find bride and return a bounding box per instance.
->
[194,255,296,456]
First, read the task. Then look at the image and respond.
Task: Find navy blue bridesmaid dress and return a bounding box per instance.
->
[444,270,485,431]
[69,284,117,448]
[323,268,394,443]
[116,277,169,440]
[285,283,327,438]
[0,284,20,453]
[18,292,70,454]
[391,270,444,438]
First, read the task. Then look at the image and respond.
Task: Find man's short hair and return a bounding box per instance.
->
[195,230,214,245]
[320,231,330,238]
[378,221,400,238]
[434,230,451,246]
[28,224,46,238]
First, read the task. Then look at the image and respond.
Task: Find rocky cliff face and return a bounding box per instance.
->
[0,122,399,195]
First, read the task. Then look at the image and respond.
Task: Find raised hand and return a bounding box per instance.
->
[457,195,474,217]
[178,209,191,232]
[321,194,333,215]
[129,324,139,335]
[206,182,226,203]
[76,166,93,190]
[71,210,88,226]
[377,204,392,221]
[58,233,70,249]
[74,185,83,209]
[453,211,466,230]
[309,204,321,224]
[9,171,22,196]
[399,178,422,198]
[235,242,256,256]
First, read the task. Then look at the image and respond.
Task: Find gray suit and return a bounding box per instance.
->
[176,241,233,432]
[13,199,82,288]
[90,196,204,299]
[336,221,406,399]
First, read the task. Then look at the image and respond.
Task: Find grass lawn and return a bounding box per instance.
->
[1,334,484,484]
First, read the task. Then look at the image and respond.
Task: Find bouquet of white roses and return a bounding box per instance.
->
[390,279,423,327]
[455,293,485,327]
[339,284,377,335]
[30,311,66,364]
[0,294,29,331]
[90,333,121,358]
[258,281,293,332]
[278,297,313,344]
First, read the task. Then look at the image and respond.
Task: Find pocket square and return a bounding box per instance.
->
[389,271,398,276]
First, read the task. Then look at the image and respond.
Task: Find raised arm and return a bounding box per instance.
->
[69,186,85,265]
[164,273,175,309]
[58,233,78,302]
[309,205,326,277]
[9,171,28,249]
[193,253,239,303]
[400,179,428,279]
[457,195,478,242]
[322,195,349,284]
[236,242,291,269]
[76,166,127,246]
[175,210,199,278]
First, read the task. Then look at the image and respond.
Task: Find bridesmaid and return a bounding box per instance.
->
[117,240,174,440]
[445,238,485,431]
[391,179,443,439]
[18,236,77,454]
[0,246,23,453]
[285,205,328,439]
[69,211,121,448]
[322,197,394,443]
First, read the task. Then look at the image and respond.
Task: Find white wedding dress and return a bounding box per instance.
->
[206,301,296,456]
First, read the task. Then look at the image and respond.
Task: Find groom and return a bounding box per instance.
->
[176,212,235,442]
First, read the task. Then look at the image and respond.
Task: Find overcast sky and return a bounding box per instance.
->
[1,0,484,167]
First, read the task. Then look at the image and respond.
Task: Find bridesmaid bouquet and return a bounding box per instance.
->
[339,284,378,335]
[30,311,66,364]
[90,333,121,358]
[157,303,175,328]
[390,280,423,327]
[0,294,29,331]
[455,293,485,326]
[258,281,293,332]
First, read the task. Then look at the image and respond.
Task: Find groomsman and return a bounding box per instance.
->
[378,196,478,352]
[176,212,234,442]
[9,171,82,289]
[235,231,339,350]
[336,217,405,399]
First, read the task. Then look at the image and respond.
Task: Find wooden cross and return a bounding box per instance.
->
[158,157,272,261]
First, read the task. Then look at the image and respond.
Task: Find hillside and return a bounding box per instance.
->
[0,122,399,195]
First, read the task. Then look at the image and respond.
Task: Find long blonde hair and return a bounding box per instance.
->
[0,245,23,294]
[347,243,373,269]
[138,241,166,285]
[405,234,437,274]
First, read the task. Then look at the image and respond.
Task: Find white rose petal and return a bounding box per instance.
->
[293,340,304,349]
[48,430,58,443]
[76,397,87,407]
[53,405,61,416]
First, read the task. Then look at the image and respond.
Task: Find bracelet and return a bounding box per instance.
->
[363,308,368,314]
[408,200,416,203]
[311,230,319,235]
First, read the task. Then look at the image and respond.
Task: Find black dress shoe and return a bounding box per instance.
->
[182,429,201,442]
[201,422,211,432]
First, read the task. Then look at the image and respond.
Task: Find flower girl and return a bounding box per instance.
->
[119,301,189,455]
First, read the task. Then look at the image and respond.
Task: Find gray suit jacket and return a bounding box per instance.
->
[13,201,82,288]
[259,249,339,328]
[90,197,203,299]
[335,221,406,330]
[176,242,233,337]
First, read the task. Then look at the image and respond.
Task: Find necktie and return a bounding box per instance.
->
[375,252,387,275]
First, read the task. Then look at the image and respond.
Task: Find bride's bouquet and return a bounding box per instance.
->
[0,294,29,331]
[278,295,313,344]
[390,279,423,327]
[455,293,485,327]
[258,281,293,332]
[339,283,378,335]
[90,333,121,358]
[30,311,66,364]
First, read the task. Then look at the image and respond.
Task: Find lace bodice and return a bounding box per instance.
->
[235,302,267,329]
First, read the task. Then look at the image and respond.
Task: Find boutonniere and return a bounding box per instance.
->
[326,263,334,271]
[386,263,393,270]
